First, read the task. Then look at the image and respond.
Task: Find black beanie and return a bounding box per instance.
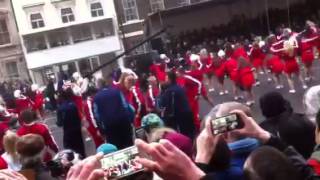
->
[259,92,289,118]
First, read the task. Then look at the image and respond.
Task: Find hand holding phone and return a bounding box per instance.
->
[100,146,144,179]
[210,113,244,135]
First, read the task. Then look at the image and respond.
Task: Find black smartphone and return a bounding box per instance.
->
[135,127,146,140]
[210,113,244,135]
[100,146,144,179]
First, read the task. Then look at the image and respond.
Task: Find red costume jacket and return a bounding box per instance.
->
[17,122,59,161]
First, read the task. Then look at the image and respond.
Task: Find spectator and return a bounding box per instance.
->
[46,79,57,111]
[16,134,57,180]
[304,85,320,123]
[259,91,315,158]
[96,143,118,155]
[57,88,85,157]
[308,110,320,175]
[1,131,21,171]
[0,170,26,180]
[204,102,260,174]
[243,146,303,180]
[93,77,134,150]
[159,71,196,139]
[17,109,59,162]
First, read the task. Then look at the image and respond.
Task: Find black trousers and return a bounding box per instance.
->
[165,111,196,140]
[104,120,133,150]
[64,130,86,158]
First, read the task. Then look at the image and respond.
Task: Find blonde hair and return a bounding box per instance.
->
[3,131,19,159]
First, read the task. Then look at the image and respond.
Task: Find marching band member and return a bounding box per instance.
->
[83,87,104,148]
[187,55,214,107]
[30,84,44,120]
[14,90,33,125]
[177,68,202,131]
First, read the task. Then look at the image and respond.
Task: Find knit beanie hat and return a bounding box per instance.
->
[163,132,193,158]
[259,92,289,118]
[141,113,164,132]
[97,143,118,155]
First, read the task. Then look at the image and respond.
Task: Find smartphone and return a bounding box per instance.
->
[210,114,244,135]
[135,128,146,140]
[100,146,144,179]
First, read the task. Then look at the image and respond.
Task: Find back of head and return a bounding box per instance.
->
[3,130,19,156]
[244,146,302,180]
[204,102,251,142]
[141,113,164,133]
[20,109,37,124]
[304,85,320,123]
[16,134,45,168]
[259,91,290,118]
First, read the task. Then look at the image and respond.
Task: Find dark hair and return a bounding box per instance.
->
[59,88,74,101]
[244,146,303,180]
[20,109,37,124]
[167,71,176,84]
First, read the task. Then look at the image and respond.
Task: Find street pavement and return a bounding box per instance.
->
[45,59,320,157]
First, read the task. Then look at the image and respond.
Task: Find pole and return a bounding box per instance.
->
[286,0,291,28]
[85,27,168,78]
[264,0,271,34]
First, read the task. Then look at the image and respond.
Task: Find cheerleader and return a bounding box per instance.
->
[272,30,307,93]
[237,57,255,106]
[266,35,285,89]
[199,48,215,92]
[248,40,266,85]
[224,43,242,100]
[299,21,319,81]
[209,50,227,95]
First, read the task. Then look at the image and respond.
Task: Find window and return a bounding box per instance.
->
[92,19,114,39]
[48,30,70,47]
[150,0,164,12]
[6,62,19,78]
[89,56,100,70]
[24,34,47,52]
[71,24,92,43]
[0,20,10,45]
[61,8,75,23]
[122,0,138,21]
[90,2,104,17]
[30,13,45,29]
[177,0,190,6]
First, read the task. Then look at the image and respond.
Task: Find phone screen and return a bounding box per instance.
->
[211,114,243,135]
[100,146,144,179]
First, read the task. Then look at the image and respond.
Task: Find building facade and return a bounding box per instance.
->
[114,0,209,55]
[0,0,29,82]
[11,0,123,85]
